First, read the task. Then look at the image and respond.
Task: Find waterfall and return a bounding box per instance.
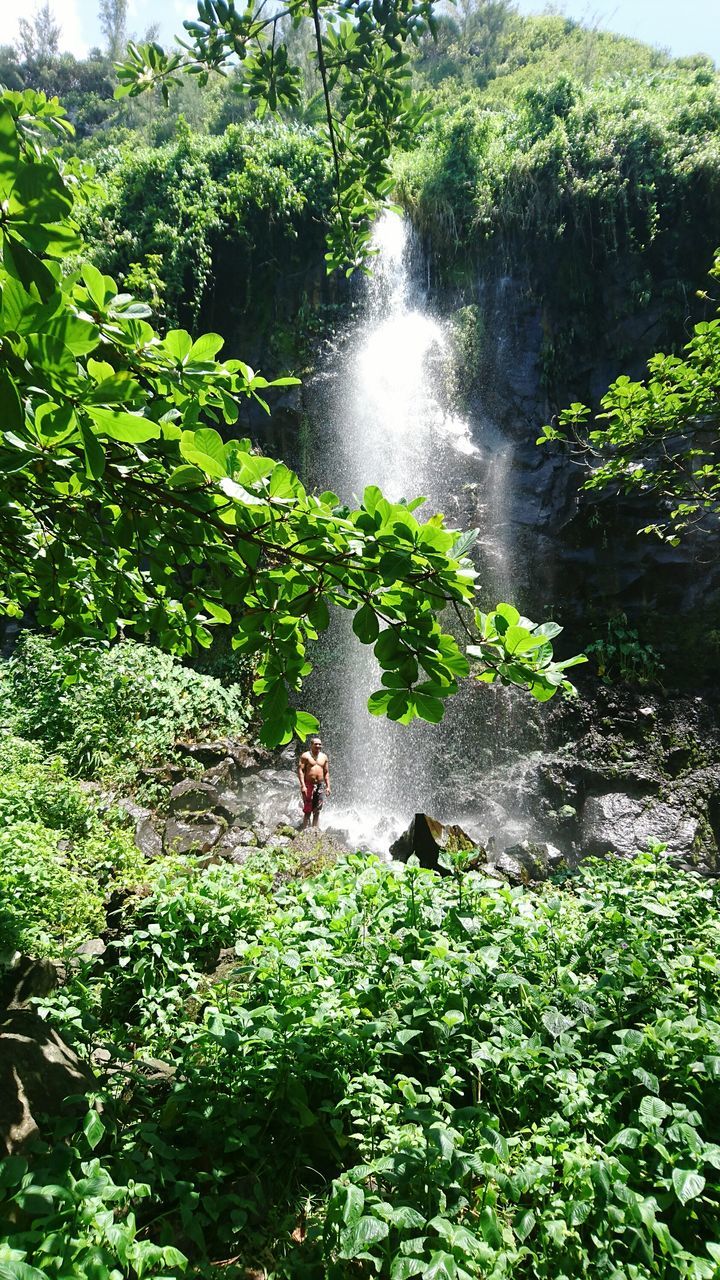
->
[304,211,544,854]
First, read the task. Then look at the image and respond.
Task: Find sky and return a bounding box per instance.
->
[0,0,718,64]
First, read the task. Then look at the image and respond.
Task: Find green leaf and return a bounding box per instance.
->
[81,262,106,310]
[516,1209,536,1241]
[0,102,21,202]
[80,420,106,479]
[164,328,193,363]
[340,1183,365,1226]
[375,629,402,665]
[203,599,232,624]
[368,690,392,716]
[541,1008,575,1038]
[495,603,520,629]
[534,620,563,640]
[391,1261,425,1280]
[86,407,160,444]
[0,1260,49,1280]
[415,692,444,723]
[294,710,320,738]
[0,368,23,432]
[608,1127,642,1150]
[45,314,100,356]
[423,1252,457,1280]
[504,625,545,655]
[85,374,141,405]
[83,1109,106,1150]
[308,598,330,632]
[638,1096,671,1125]
[353,604,380,644]
[363,484,383,514]
[672,1168,705,1205]
[168,464,206,488]
[189,332,224,362]
[180,427,228,478]
[0,1156,27,1187]
[339,1215,389,1259]
[450,528,479,559]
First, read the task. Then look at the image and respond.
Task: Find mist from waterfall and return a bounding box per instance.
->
[304,211,545,854]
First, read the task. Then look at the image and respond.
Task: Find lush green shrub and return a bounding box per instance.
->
[411,10,672,95]
[0,734,147,955]
[586,612,665,684]
[395,63,720,390]
[19,846,719,1277]
[0,1141,187,1280]
[0,819,106,955]
[82,120,332,328]
[4,633,250,782]
[396,66,720,264]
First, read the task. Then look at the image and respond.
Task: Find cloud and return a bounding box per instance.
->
[1,0,90,56]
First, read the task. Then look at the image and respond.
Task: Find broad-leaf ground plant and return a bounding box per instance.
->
[0,89,582,748]
[2,843,719,1277]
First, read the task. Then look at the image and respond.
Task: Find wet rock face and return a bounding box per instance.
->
[130,736,305,862]
[495,840,566,885]
[176,739,272,771]
[135,816,163,860]
[581,793,699,860]
[539,685,720,875]
[168,778,223,816]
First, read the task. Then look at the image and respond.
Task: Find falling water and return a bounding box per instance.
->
[304,212,545,853]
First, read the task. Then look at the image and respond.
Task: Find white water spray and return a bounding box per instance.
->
[305,212,542,853]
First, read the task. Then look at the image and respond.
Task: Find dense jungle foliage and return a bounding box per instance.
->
[82,122,333,334]
[1,709,719,1279]
[7,3,717,369]
[1,633,250,784]
[0,87,581,747]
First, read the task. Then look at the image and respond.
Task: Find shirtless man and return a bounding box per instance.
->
[298,736,330,829]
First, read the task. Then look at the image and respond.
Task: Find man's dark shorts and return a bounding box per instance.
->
[303,781,325,815]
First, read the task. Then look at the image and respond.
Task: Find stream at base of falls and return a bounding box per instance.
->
[301,211,549,857]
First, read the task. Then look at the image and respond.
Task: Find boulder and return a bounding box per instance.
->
[581,792,699,857]
[217,827,257,851]
[0,955,59,1010]
[215,828,259,864]
[215,790,254,823]
[494,841,565,885]
[202,757,239,789]
[139,763,186,784]
[219,845,258,866]
[176,739,271,770]
[0,1010,93,1154]
[168,777,252,825]
[168,778,222,816]
[73,938,106,960]
[389,814,483,873]
[163,817,225,856]
[117,796,153,825]
[135,816,163,860]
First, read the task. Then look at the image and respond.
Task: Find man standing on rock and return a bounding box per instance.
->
[298,736,330,829]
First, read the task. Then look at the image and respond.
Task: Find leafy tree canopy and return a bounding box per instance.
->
[539,255,720,544]
[0,89,582,747]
